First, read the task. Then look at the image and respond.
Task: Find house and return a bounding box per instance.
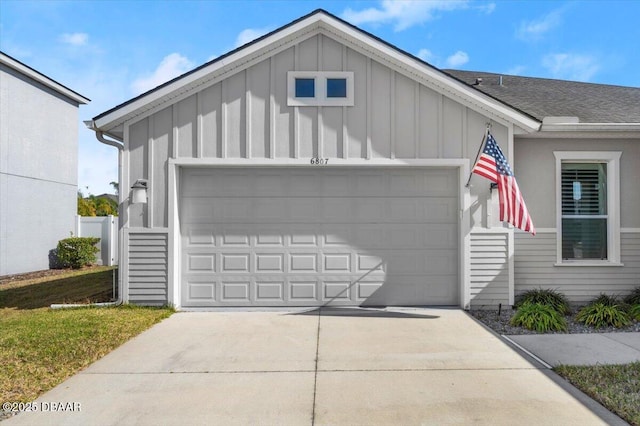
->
[0,52,90,276]
[85,10,639,309]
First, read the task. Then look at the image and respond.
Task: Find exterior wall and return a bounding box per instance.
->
[121,32,513,306]
[513,137,640,303]
[0,63,79,276]
[515,231,640,304]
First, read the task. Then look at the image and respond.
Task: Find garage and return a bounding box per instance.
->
[180,167,459,307]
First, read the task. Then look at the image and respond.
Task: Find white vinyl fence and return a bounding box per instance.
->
[75,215,118,266]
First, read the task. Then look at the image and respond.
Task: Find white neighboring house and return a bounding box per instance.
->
[0,52,90,276]
[86,10,640,309]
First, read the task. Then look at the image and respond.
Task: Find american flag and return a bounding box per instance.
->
[472,133,536,235]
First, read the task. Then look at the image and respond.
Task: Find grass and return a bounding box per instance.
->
[555,363,640,426]
[0,267,173,404]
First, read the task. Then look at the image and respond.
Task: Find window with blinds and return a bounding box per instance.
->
[561,163,607,260]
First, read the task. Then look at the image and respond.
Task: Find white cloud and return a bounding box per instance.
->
[130,53,194,94]
[517,9,562,40]
[235,27,273,48]
[542,53,600,82]
[59,32,89,46]
[478,2,496,14]
[416,48,434,62]
[446,51,469,67]
[506,65,526,76]
[342,0,468,31]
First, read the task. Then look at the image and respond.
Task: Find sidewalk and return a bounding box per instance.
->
[504,332,640,367]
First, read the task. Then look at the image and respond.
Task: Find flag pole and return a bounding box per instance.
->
[465,124,491,188]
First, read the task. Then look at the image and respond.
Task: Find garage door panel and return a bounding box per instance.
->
[184,278,217,305]
[255,280,285,302]
[322,253,352,272]
[288,278,319,302]
[187,254,216,272]
[322,198,355,222]
[181,167,458,307]
[221,253,251,272]
[289,232,318,246]
[322,280,352,301]
[185,227,216,245]
[220,279,251,302]
[256,233,285,246]
[255,253,285,272]
[289,253,319,273]
[322,226,353,247]
[220,232,251,246]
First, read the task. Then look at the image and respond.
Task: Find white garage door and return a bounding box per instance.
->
[180,167,458,307]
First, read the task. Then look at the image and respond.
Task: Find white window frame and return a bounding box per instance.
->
[287,71,354,106]
[554,151,622,266]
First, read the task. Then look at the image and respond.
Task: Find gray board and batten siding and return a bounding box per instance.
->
[122,31,507,307]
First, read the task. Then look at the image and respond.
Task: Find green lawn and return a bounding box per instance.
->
[555,363,640,426]
[0,267,173,404]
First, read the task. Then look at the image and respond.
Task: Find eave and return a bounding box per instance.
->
[1,52,90,105]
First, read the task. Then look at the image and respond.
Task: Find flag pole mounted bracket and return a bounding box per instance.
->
[489,182,498,192]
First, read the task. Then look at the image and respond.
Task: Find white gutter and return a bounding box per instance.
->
[51,122,126,309]
[541,122,640,132]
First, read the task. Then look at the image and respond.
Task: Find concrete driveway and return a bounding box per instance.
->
[5,308,622,425]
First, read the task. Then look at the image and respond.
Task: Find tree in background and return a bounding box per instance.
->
[77,191,96,216]
[77,190,118,216]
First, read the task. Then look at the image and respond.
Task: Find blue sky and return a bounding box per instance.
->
[2,0,639,195]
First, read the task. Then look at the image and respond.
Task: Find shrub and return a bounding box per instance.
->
[630,304,640,321]
[624,287,640,305]
[56,237,100,269]
[590,293,621,307]
[514,288,571,315]
[576,303,631,329]
[510,302,568,332]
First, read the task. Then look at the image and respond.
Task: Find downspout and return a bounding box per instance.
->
[51,123,125,309]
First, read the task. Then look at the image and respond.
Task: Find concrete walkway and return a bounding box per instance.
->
[5,308,625,425]
[505,332,640,367]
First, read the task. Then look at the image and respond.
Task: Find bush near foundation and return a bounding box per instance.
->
[510,301,568,332]
[576,294,631,329]
[56,237,100,269]
[624,287,640,305]
[514,288,571,315]
[630,304,640,322]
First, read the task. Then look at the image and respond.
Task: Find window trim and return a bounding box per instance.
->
[554,151,622,265]
[287,71,354,106]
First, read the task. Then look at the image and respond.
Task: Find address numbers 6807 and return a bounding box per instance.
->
[310,157,329,165]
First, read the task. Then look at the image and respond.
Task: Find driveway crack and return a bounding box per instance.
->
[311,308,321,426]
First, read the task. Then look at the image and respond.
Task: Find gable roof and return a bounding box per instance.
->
[0,51,90,105]
[445,70,640,124]
[89,9,540,138]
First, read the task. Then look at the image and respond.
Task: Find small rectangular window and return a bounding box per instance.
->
[288,72,354,106]
[326,78,347,98]
[295,78,315,98]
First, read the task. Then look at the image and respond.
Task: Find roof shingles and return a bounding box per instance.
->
[445,70,640,124]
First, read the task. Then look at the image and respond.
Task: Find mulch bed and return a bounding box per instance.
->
[0,269,76,286]
[470,308,640,335]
